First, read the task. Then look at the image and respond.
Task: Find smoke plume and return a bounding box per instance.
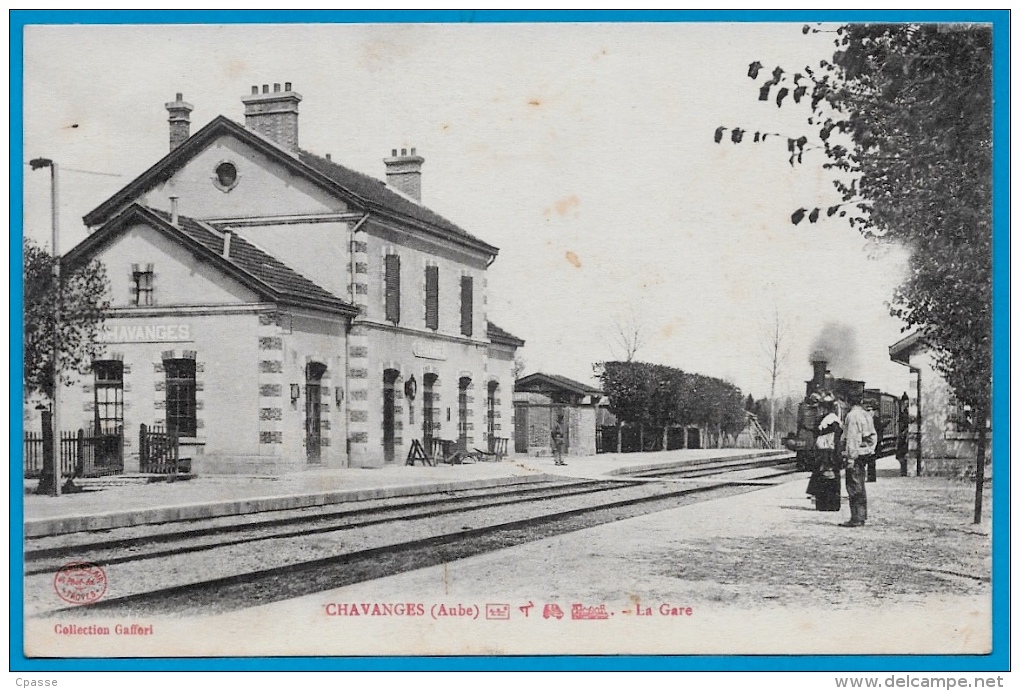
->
[810,322,860,379]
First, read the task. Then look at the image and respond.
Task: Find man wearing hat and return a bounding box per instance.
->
[842,390,877,527]
[551,414,567,466]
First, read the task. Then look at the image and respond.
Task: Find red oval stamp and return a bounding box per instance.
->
[53,561,108,605]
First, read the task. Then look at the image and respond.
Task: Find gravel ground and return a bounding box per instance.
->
[397,468,992,611]
[196,461,990,656]
[23,457,993,657]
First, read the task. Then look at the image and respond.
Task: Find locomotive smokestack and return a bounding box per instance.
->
[810,351,828,390]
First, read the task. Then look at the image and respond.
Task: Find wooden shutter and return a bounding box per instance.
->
[425,265,439,330]
[460,275,473,337]
[384,254,400,323]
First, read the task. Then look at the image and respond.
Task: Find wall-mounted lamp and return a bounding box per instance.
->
[290,384,301,402]
[335,386,344,405]
[404,375,417,401]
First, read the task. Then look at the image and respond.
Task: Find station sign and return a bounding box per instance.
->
[412,340,446,360]
[98,323,193,343]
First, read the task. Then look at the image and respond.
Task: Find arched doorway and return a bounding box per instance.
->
[305,362,327,464]
[383,369,400,463]
[458,376,471,449]
[422,373,438,448]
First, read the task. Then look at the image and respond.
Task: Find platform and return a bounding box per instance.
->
[21,448,791,537]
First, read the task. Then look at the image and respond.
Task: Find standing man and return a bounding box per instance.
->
[896,393,910,477]
[551,414,567,466]
[842,391,877,527]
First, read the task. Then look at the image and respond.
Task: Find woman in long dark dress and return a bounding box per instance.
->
[813,394,843,511]
[805,393,823,500]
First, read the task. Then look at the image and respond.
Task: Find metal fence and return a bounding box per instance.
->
[139,423,181,475]
[596,425,704,454]
[24,429,124,478]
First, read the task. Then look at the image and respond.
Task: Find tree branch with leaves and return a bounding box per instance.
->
[24,238,110,398]
[718,23,993,521]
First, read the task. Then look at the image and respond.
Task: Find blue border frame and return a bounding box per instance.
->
[9,9,1010,672]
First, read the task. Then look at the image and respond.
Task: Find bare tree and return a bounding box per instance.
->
[760,305,791,447]
[608,305,645,362]
[511,354,527,380]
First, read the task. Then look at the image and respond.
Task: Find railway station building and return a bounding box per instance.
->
[53,84,524,473]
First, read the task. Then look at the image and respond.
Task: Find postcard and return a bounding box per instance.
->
[15,14,1004,668]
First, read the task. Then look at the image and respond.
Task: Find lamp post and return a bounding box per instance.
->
[30,157,61,497]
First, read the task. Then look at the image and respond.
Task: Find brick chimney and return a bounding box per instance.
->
[242,82,302,151]
[384,147,424,201]
[165,93,194,152]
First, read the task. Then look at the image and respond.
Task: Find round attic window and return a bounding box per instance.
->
[214,161,238,190]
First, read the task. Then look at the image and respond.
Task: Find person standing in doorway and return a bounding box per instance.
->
[552,414,567,466]
[896,393,910,477]
[842,391,877,527]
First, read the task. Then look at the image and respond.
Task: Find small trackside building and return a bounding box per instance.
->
[889,332,989,478]
[513,373,603,458]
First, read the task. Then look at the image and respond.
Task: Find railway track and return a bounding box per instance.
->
[618,453,797,479]
[26,454,799,618]
[25,477,637,574]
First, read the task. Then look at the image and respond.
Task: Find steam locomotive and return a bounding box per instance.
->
[783,352,904,471]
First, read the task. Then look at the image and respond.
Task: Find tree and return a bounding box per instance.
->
[511,354,527,380]
[596,360,653,451]
[596,361,752,451]
[696,375,746,448]
[607,305,645,362]
[777,396,798,439]
[719,24,993,522]
[24,238,110,398]
[760,305,790,447]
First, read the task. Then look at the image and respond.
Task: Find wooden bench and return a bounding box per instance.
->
[474,437,508,462]
[424,438,505,465]
[428,438,453,465]
[447,440,481,464]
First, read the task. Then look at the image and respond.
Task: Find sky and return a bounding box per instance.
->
[20,19,916,400]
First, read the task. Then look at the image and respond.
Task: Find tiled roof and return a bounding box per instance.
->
[63,204,355,316]
[296,149,494,251]
[515,372,602,396]
[487,321,525,347]
[144,207,353,313]
[888,330,927,365]
[83,116,498,256]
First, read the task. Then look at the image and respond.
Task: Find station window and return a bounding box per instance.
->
[385,254,401,323]
[460,275,473,337]
[164,358,197,437]
[93,360,124,435]
[132,263,154,306]
[425,265,439,330]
